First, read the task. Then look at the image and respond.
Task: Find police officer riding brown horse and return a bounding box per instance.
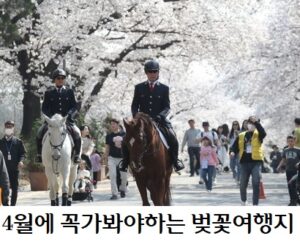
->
[120,60,185,173]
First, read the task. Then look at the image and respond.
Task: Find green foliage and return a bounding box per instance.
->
[23,118,43,171]
[0,0,35,46]
[76,112,114,153]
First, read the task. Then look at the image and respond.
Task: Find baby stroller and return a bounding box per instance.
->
[72,178,94,202]
[72,162,94,202]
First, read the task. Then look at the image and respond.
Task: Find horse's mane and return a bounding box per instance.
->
[47,114,65,127]
[134,112,154,129]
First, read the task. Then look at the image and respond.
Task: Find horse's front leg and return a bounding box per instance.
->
[45,169,58,206]
[135,176,150,206]
[61,166,71,206]
[67,163,77,206]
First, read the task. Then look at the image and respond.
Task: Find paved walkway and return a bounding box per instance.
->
[17,171,291,206]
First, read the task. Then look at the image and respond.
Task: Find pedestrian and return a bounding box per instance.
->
[0,151,10,206]
[230,116,267,206]
[104,119,127,200]
[200,136,219,192]
[270,145,282,173]
[120,60,184,173]
[241,119,248,132]
[80,125,95,170]
[216,125,229,169]
[229,121,241,184]
[294,118,300,148]
[0,121,26,206]
[181,119,201,176]
[277,136,300,206]
[90,148,101,188]
[196,121,219,184]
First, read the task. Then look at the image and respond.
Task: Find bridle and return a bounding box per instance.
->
[48,127,67,154]
[129,123,160,172]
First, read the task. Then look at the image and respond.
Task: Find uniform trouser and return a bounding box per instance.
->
[188,147,200,175]
[108,156,127,196]
[240,162,262,205]
[7,170,19,206]
[286,170,298,203]
[36,122,81,156]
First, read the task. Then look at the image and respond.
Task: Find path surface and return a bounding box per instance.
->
[17,171,290,206]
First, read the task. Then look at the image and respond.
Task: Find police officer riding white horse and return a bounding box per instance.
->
[36,68,81,165]
[120,60,185,173]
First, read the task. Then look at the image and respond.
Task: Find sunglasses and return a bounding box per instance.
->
[56,76,65,80]
[147,70,158,74]
[233,124,238,126]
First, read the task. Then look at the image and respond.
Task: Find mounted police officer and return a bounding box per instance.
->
[36,68,81,164]
[120,60,185,172]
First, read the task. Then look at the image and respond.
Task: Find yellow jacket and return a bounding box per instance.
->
[238,130,263,161]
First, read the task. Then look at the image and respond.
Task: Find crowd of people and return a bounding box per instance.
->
[0,60,299,206]
[181,117,300,206]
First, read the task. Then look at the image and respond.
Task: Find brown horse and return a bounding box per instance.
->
[123,112,173,206]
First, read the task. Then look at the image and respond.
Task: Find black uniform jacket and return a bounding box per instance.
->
[42,86,77,119]
[131,81,170,119]
[0,136,26,172]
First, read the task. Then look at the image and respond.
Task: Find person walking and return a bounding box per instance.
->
[90,148,101,188]
[270,145,282,173]
[277,136,300,206]
[294,118,300,148]
[104,119,127,200]
[0,151,10,206]
[200,137,219,192]
[181,119,201,176]
[229,121,241,183]
[0,121,26,206]
[230,116,266,206]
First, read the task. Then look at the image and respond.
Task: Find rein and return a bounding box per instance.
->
[49,128,67,153]
[48,127,67,175]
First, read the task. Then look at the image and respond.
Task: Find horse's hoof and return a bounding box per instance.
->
[67,196,72,206]
[51,200,56,206]
[55,198,59,206]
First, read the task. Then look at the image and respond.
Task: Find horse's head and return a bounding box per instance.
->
[44,114,68,161]
[123,113,154,171]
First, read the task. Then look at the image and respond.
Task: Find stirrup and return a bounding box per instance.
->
[174,159,185,172]
[74,155,81,164]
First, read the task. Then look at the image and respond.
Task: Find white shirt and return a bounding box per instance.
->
[77,169,90,180]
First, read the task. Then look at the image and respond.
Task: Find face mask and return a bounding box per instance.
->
[247,124,255,131]
[4,128,14,136]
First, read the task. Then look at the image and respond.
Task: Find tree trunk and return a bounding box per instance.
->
[21,90,41,139]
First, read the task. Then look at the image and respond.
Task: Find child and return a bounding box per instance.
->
[74,161,91,193]
[277,136,300,206]
[200,136,219,192]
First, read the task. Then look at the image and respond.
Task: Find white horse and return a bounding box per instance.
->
[42,114,79,206]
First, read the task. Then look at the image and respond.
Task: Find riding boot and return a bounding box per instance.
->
[119,143,130,172]
[73,137,82,165]
[166,128,185,172]
[35,123,48,163]
[68,125,82,164]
